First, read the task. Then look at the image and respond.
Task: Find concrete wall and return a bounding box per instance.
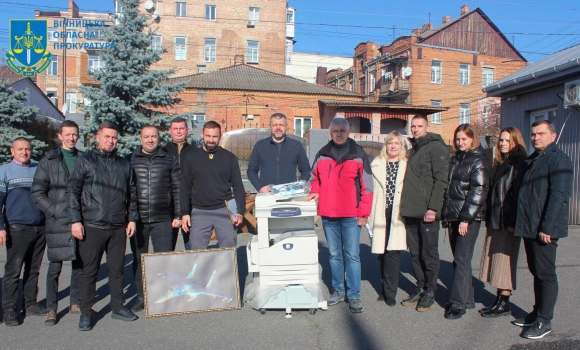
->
[289,52,353,84]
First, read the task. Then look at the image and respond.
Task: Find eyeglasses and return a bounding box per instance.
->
[330,129,347,134]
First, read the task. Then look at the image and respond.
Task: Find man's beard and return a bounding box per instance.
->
[204,142,218,152]
[272,131,285,141]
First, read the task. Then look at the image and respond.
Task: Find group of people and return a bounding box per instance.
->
[0,112,573,341]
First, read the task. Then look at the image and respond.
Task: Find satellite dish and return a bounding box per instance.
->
[402,67,413,79]
[144,1,154,11]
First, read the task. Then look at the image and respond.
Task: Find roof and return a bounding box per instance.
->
[172,64,362,97]
[0,66,37,85]
[484,44,580,95]
[319,100,449,113]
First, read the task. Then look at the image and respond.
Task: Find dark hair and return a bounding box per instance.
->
[531,119,556,133]
[170,117,188,128]
[412,115,429,125]
[12,137,31,146]
[202,120,221,134]
[493,127,527,165]
[97,121,119,133]
[270,113,287,122]
[140,125,159,135]
[453,123,480,151]
[59,120,79,134]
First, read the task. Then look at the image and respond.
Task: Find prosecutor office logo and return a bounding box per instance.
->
[6,19,52,77]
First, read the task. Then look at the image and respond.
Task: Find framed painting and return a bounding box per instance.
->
[142,247,241,318]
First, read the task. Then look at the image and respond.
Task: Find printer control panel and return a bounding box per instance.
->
[271,207,301,217]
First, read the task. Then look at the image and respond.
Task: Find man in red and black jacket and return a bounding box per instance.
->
[306,118,373,314]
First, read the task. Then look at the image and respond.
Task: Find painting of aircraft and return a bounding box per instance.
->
[154,264,234,304]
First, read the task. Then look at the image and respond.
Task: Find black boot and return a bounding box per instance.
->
[481,294,511,318]
[479,290,500,313]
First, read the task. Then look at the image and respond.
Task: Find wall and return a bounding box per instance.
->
[11,79,65,121]
[289,52,353,83]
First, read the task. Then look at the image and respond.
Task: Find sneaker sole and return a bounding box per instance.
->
[350,308,364,313]
[327,300,344,306]
[78,325,93,331]
[416,305,433,312]
[512,321,535,327]
[111,314,138,321]
[401,301,419,307]
[523,330,552,339]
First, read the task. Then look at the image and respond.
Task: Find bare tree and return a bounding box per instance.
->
[475,99,501,147]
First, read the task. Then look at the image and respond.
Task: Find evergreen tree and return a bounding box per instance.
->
[79,0,187,154]
[0,79,47,164]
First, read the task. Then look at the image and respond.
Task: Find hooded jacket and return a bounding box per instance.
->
[400,132,449,220]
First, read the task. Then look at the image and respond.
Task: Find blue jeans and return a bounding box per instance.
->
[322,217,361,300]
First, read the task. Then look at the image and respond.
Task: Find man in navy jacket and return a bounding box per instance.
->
[247,113,311,192]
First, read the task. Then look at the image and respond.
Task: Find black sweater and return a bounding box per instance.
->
[180,146,246,216]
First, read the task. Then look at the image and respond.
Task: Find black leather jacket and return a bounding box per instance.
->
[127,147,181,223]
[31,147,82,262]
[443,147,490,223]
[67,149,138,229]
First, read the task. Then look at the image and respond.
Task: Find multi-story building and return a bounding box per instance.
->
[327,5,528,142]
[35,0,293,113]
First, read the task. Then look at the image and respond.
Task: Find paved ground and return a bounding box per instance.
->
[1,223,579,350]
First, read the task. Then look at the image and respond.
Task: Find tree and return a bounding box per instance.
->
[475,98,501,147]
[79,0,187,154]
[0,79,47,164]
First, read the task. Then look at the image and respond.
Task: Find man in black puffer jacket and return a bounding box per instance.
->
[31,120,83,325]
[126,125,181,312]
[68,122,139,331]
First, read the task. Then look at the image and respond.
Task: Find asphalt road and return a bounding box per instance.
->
[1,223,579,350]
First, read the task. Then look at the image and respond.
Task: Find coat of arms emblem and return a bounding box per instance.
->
[6,20,52,77]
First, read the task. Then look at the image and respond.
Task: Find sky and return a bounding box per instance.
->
[2,0,580,63]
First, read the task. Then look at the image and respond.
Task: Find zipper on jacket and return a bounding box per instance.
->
[338,164,344,178]
[327,163,332,178]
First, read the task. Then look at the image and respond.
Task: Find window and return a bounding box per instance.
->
[48,28,58,42]
[381,69,392,83]
[204,38,216,62]
[482,67,494,87]
[153,0,160,14]
[482,105,490,123]
[459,63,470,85]
[65,92,77,113]
[193,114,206,122]
[47,91,57,105]
[115,0,123,13]
[47,55,58,76]
[294,117,312,138]
[285,40,292,64]
[90,28,106,40]
[369,71,376,92]
[287,9,294,23]
[150,35,162,52]
[431,101,442,124]
[197,65,206,73]
[431,60,441,83]
[176,2,186,17]
[460,103,471,124]
[88,54,105,72]
[247,40,259,63]
[206,5,216,20]
[360,78,366,95]
[174,37,186,60]
[249,7,260,21]
[65,24,77,43]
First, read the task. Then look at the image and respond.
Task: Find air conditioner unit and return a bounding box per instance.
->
[246,114,254,120]
[563,80,580,108]
[247,20,255,27]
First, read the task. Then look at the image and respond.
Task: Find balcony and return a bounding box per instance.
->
[380,78,409,98]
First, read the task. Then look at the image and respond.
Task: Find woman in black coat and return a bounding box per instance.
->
[443,124,490,320]
[478,127,527,317]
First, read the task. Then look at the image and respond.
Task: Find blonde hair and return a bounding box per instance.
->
[379,131,408,161]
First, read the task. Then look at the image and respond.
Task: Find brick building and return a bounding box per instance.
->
[34,0,293,113]
[327,5,527,143]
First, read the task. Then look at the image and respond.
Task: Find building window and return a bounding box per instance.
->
[285,39,292,64]
[431,101,442,124]
[482,105,490,122]
[174,37,186,60]
[360,78,366,95]
[369,71,376,92]
[249,7,260,21]
[381,69,392,83]
[247,41,259,63]
[176,2,186,17]
[287,9,294,23]
[47,55,58,76]
[431,60,442,84]
[88,54,105,72]
[193,114,206,122]
[482,67,494,87]
[460,103,471,124]
[114,0,123,13]
[48,28,58,42]
[294,117,312,138]
[206,5,216,20]
[65,92,77,113]
[90,28,106,40]
[150,35,162,52]
[459,63,470,85]
[204,38,216,62]
[47,91,57,105]
[197,65,206,73]
[65,24,77,43]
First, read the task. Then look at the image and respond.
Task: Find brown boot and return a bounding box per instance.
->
[45,310,57,326]
[69,304,81,313]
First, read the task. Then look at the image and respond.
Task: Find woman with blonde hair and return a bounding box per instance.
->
[369,131,408,306]
[479,126,527,318]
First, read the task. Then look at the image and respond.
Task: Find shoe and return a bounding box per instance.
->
[327,291,346,306]
[479,291,501,313]
[69,304,81,314]
[401,288,424,307]
[25,302,48,316]
[78,312,93,331]
[131,297,145,313]
[445,306,466,320]
[376,295,384,302]
[465,303,475,309]
[348,298,364,313]
[3,308,19,327]
[481,295,511,318]
[385,298,397,307]
[45,310,57,326]
[111,307,138,321]
[512,309,538,327]
[521,320,552,339]
[416,290,435,312]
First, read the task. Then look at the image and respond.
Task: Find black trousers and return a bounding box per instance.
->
[524,237,559,322]
[378,207,401,301]
[2,224,46,311]
[448,221,481,309]
[404,217,440,292]
[79,226,127,315]
[130,221,173,298]
[46,258,83,311]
